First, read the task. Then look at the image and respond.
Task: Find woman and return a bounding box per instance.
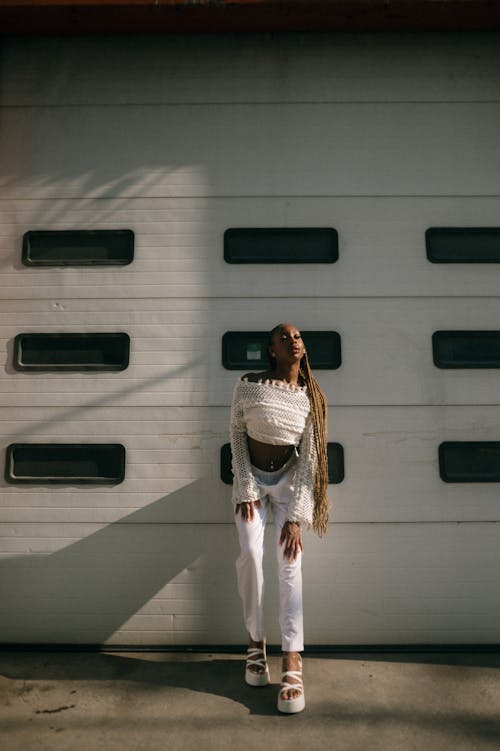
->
[230,322,329,713]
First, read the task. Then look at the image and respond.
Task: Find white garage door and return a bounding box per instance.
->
[1,32,500,645]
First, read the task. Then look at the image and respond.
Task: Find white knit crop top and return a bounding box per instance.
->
[229,376,317,528]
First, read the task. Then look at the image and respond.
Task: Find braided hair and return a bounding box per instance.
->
[268,324,329,536]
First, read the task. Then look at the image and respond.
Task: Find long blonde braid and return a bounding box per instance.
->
[268,325,330,536]
[299,351,329,536]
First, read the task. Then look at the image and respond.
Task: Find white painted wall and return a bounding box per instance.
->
[1,33,500,645]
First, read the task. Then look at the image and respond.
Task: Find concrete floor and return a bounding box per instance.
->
[1,649,500,751]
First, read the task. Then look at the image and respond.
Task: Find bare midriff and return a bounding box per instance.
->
[247,435,295,472]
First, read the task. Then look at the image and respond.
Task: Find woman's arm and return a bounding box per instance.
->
[229,380,261,506]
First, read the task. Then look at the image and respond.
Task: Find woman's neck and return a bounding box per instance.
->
[272,362,300,385]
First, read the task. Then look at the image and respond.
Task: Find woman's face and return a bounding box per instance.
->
[269,323,306,365]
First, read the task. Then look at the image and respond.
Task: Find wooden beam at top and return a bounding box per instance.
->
[1,0,500,34]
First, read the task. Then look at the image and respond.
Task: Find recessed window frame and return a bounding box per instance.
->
[439,441,500,483]
[426,227,500,263]
[327,442,344,484]
[224,227,338,264]
[14,332,130,372]
[5,443,126,484]
[220,443,234,486]
[221,442,344,485]
[222,330,341,370]
[433,331,500,369]
[22,229,134,266]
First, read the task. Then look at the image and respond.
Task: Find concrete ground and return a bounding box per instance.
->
[1,649,500,751]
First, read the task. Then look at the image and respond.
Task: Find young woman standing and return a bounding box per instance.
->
[230,322,329,713]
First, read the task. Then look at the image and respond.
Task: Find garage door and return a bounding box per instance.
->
[2,32,500,645]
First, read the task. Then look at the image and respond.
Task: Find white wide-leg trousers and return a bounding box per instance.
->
[235,455,304,652]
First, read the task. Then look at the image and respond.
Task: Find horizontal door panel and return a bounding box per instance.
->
[1,522,500,645]
[2,103,500,199]
[4,298,500,405]
[4,34,500,106]
[3,405,500,523]
[3,197,500,298]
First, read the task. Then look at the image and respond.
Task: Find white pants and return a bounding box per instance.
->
[235,453,304,652]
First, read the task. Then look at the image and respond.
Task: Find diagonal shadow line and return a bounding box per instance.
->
[1,167,177,271]
[0,477,240,645]
[1,354,206,445]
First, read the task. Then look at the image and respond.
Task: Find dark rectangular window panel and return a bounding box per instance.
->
[221,442,343,485]
[14,333,130,371]
[222,331,341,370]
[22,230,134,266]
[433,331,500,368]
[5,444,126,484]
[224,228,338,263]
[426,228,500,263]
[327,443,344,484]
[439,442,500,482]
[220,443,234,485]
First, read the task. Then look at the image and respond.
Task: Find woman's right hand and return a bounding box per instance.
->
[235,500,261,522]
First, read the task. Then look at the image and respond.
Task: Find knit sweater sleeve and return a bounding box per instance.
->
[229,380,261,505]
[286,412,317,528]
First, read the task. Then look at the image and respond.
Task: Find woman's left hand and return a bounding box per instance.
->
[279,521,304,561]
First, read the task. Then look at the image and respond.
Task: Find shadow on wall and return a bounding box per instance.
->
[0,353,245,644]
[0,35,279,647]
[0,358,205,436]
[0,479,241,644]
[0,34,222,645]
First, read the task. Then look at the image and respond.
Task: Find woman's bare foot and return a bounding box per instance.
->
[281,651,302,700]
[247,636,266,676]
[245,635,270,686]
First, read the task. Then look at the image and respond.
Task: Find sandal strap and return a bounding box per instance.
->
[246,658,266,668]
[281,669,302,679]
[246,647,267,669]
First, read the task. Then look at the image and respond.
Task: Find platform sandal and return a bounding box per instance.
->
[245,644,270,687]
[277,655,305,713]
